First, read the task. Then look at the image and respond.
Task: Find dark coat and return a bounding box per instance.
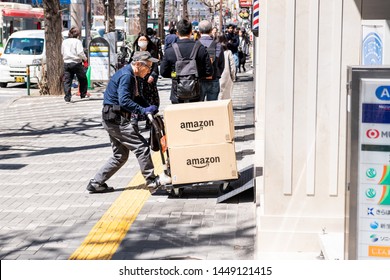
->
[198,35,225,80]
[225,32,239,54]
[160,38,213,102]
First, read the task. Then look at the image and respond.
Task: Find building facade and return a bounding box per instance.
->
[254,0,390,258]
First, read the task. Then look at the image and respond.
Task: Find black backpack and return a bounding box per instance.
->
[206,40,217,64]
[171,41,202,101]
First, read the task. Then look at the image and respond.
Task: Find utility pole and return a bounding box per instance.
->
[219,0,222,32]
[104,1,109,33]
[212,0,214,26]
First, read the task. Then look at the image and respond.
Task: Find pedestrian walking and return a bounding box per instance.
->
[198,20,225,101]
[87,51,163,194]
[211,27,219,39]
[146,28,163,61]
[62,26,88,102]
[192,30,201,41]
[218,35,236,100]
[164,28,178,51]
[160,19,213,104]
[225,24,239,80]
[238,28,250,73]
[129,34,160,129]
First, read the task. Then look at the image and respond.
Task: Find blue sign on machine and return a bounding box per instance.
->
[362,103,390,124]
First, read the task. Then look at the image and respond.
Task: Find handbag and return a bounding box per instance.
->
[149,115,165,152]
[227,53,234,81]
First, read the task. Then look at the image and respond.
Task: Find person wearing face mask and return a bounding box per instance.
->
[87,51,165,194]
[129,34,160,129]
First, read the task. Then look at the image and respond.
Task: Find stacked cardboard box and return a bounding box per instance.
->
[164,99,238,185]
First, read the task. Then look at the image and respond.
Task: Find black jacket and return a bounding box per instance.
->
[199,35,225,80]
[160,38,213,102]
[160,38,213,79]
[225,32,239,54]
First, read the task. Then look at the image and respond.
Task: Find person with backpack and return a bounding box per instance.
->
[198,20,225,101]
[160,19,213,104]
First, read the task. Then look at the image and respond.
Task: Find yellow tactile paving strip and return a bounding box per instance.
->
[69,152,163,260]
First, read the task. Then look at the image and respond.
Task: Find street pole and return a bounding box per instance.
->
[212,0,214,26]
[84,0,91,55]
[219,0,222,32]
[104,1,109,33]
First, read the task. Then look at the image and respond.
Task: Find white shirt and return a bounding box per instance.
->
[61,38,87,64]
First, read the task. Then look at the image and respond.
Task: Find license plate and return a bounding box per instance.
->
[15,76,25,83]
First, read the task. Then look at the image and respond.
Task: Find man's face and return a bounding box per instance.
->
[137,62,152,78]
[228,26,234,33]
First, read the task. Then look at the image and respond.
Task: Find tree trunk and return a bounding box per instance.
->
[108,0,116,32]
[140,0,149,34]
[182,0,189,20]
[158,0,166,40]
[42,0,63,96]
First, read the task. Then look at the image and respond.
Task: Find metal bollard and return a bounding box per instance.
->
[26,65,31,96]
[26,64,40,96]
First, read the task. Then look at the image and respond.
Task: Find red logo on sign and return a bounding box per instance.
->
[239,0,252,8]
[366,129,380,139]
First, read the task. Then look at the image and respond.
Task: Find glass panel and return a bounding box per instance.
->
[4,38,44,55]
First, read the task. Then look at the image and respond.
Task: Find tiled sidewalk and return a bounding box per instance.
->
[0,69,256,260]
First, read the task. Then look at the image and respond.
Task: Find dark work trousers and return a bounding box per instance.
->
[93,116,157,186]
[63,62,88,100]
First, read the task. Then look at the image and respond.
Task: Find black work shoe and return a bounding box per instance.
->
[64,96,71,102]
[146,177,161,194]
[87,179,114,194]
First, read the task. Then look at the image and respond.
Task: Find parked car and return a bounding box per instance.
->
[0,30,45,88]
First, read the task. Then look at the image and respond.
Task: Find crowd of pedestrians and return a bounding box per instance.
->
[159,20,251,103]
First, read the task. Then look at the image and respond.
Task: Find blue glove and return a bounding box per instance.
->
[143,105,158,115]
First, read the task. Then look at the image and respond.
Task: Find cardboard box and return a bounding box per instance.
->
[164,99,234,147]
[169,142,238,185]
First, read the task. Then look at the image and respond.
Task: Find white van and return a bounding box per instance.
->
[0,30,45,88]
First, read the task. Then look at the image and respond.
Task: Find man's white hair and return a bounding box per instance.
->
[198,20,212,34]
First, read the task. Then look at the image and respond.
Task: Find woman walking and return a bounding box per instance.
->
[218,35,236,100]
[238,28,250,73]
[129,34,160,129]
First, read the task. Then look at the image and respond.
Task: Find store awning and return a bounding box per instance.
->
[2,8,44,19]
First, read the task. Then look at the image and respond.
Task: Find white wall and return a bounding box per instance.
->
[255,0,363,255]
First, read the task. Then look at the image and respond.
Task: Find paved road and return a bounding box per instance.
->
[0,71,256,260]
[0,84,36,106]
